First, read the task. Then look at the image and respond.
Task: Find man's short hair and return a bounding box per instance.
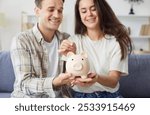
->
[35,0,65,8]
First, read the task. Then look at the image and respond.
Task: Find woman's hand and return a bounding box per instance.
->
[74,73,98,87]
[59,39,76,56]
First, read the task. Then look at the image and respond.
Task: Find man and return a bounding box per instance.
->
[10,0,75,98]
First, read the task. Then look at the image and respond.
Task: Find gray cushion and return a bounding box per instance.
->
[119,54,150,98]
[0,92,11,98]
[0,51,15,92]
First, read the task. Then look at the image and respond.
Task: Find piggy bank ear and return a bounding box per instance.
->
[81,52,88,58]
[67,52,75,57]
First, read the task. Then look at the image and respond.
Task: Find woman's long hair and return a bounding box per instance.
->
[75,0,132,60]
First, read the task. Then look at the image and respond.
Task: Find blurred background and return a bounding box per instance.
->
[0,0,150,54]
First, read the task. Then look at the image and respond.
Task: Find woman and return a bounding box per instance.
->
[60,0,132,98]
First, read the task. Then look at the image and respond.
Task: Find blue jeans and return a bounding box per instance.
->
[71,90,123,98]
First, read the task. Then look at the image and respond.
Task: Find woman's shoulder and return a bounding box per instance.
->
[105,34,116,40]
[70,34,83,38]
[104,34,120,48]
[68,34,84,41]
[105,35,118,43]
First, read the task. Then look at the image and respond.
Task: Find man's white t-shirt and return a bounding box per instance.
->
[44,36,59,78]
[68,34,128,93]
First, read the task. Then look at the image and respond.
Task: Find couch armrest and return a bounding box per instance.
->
[0,51,15,92]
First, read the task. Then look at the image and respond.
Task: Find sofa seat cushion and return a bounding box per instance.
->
[0,92,11,98]
[0,51,15,92]
[119,54,150,98]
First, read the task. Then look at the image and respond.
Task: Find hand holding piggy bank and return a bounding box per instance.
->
[66,52,90,79]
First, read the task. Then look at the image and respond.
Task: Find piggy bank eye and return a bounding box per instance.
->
[82,58,84,60]
[71,59,74,61]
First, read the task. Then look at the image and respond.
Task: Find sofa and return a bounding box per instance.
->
[0,51,15,98]
[119,54,150,98]
[0,51,150,98]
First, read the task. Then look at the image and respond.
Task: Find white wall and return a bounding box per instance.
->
[62,0,76,35]
[107,0,150,51]
[0,0,150,50]
[108,0,150,15]
[0,0,34,50]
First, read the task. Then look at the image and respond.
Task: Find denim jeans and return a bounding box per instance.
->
[71,90,123,98]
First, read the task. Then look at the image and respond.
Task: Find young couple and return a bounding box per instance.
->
[10,0,132,98]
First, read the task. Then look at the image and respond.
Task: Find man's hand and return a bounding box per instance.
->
[52,73,75,89]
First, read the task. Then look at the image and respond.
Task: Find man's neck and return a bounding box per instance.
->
[38,24,56,43]
[42,30,56,43]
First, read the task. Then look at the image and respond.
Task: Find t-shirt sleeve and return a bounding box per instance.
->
[109,43,128,76]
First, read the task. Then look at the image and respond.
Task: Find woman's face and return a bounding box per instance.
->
[78,0,99,30]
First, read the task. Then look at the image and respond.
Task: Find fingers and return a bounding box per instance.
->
[60,73,72,80]
[63,39,74,46]
[55,73,98,87]
[75,77,93,82]
[58,73,76,85]
[88,73,97,78]
[59,40,73,52]
[68,80,75,87]
[74,73,98,87]
[59,39,76,55]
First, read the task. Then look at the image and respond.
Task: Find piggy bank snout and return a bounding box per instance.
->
[66,53,90,77]
[73,63,83,71]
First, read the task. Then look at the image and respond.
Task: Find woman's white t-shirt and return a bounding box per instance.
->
[68,34,128,93]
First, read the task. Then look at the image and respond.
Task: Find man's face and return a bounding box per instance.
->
[35,0,63,31]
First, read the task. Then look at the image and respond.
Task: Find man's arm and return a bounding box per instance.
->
[10,35,57,97]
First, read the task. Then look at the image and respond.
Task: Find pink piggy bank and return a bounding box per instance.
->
[66,52,90,79]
